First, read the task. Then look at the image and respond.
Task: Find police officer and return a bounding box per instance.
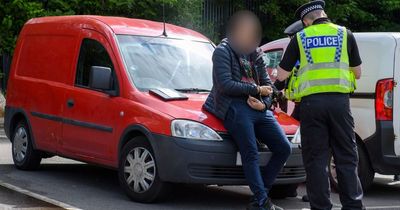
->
[274,20,303,120]
[277,1,365,209]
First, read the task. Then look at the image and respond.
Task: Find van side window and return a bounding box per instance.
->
[263,50,284,69]
[76,38,115,89]
[262,49,284,81]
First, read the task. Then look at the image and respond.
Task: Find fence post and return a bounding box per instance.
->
[1,53,11,94]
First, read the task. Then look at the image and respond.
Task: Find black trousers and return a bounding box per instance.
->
[300,93,364,210]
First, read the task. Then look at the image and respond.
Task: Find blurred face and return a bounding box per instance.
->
[229,13,262,54]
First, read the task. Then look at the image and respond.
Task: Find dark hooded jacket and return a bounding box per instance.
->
[203,39,274,120]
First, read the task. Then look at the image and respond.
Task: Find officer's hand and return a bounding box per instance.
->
[247,96,266,111]
[259,86,273,96]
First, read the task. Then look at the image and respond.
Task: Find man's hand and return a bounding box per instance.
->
[259,85,273,96]
[247,96,266,111]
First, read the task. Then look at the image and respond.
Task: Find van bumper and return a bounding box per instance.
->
[364,120,400,174]
[151,133,305,185]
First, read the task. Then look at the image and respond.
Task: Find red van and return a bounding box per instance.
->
[5,16,304,202]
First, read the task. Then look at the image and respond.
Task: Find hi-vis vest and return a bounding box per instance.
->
[285,65,300,102]
[288,23,356,100]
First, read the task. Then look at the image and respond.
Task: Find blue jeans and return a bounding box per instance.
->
[223,99,292,206]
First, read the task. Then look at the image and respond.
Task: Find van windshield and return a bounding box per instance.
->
[117,35,214,92]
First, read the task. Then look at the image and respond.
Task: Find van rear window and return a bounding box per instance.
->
[16,35,76,83]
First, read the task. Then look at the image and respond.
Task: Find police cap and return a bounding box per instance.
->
[295,0,326,20]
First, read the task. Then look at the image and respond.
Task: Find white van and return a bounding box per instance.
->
[261,32,400,191]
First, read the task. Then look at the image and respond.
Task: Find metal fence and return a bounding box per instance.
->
[202,0,263,40]
[0,54,10,93]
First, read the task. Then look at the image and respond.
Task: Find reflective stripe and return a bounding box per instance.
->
[298,78,353,92]
[299,30,314,64]
[334,27,345,62]
[285,67,299,101]
[298,62,349,76]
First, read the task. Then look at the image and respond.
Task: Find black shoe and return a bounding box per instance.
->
[301,195,309,202]
[246,198,284,210]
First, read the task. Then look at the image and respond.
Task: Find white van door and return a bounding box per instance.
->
[394,33,400,156]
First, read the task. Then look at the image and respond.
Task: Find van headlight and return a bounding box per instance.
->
[292,128,301,144]
[171,119,223,141]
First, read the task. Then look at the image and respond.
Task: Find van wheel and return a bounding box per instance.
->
[119,136,169,203]
[328,144,374,192]
[12,121,42,170]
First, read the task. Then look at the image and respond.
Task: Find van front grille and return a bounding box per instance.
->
[219,133,296,144]
[188,165,306,180]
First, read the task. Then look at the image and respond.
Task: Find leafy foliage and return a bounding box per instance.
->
[0,0,46,54]
[0,0,204,54]
[255,0,400,42]
[0,0,400,55]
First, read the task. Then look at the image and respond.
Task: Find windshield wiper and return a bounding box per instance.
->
[175,88,211,93]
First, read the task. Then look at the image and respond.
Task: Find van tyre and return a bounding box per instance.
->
[119,136,170,203]
[356,145,375,191]
[328,144,374,192]
[12,121,42,170]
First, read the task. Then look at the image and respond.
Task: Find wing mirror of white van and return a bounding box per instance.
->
[89,66,117,96]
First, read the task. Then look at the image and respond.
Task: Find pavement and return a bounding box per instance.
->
[0,121,64,210]
[0,126,399,210]
[0,185,62,210]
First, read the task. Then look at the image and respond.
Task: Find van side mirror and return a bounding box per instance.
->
[89,66,117,96]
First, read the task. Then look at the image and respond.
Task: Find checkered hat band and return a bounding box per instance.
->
[301,5,324,18]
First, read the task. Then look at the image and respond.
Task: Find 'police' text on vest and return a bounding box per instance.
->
[305,36,339,49]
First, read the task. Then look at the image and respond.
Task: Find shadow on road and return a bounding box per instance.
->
[362,176,400,207]
[1,163,259,209]
[1,162,398,210]
[39,163,253,208]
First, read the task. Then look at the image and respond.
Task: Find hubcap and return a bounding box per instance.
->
[13,127,28,162]
[124,147,155,193]
[329,156,338,184]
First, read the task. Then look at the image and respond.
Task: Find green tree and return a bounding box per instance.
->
[0,0,46,54]
[0,0,206,54]
[256,0,400,42]
[1,0,400,54]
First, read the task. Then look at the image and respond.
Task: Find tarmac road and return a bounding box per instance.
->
[0,134,399,210]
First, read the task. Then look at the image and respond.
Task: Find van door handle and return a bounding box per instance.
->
[67,99,74,108]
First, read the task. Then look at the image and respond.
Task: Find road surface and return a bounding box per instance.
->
[0,133,399,210]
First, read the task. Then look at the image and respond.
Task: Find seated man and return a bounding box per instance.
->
[203,11,291,210]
